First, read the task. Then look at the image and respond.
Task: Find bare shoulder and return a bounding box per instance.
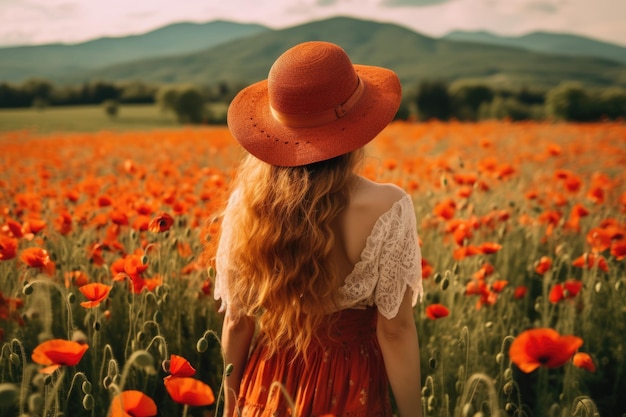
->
[339,177,409,265]
[352,176,408,216]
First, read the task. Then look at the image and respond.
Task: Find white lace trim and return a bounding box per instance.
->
[335,194,423,319]
[214,192,423,319]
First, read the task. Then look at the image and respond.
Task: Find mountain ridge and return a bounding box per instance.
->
[0,20,270,82]
[443,30,626,64]
[1,16,625,89]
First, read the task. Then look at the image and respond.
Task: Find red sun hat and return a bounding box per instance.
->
[227,41,402,167]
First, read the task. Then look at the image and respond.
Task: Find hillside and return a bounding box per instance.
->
[443,30,626,64]
[75,17,626,89]
[0,21,270,82]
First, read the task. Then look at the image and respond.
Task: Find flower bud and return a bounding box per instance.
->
[81,381,92,394]
[196,338,209,353]
[82,394,94,410]
[225,363,234,377]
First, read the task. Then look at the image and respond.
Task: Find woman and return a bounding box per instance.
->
[214,41,423,417]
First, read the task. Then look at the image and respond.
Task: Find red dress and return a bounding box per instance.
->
[216,194,423,417]
[237,307,391,417]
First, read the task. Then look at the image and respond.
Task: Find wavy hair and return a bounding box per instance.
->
[223,149,363,357]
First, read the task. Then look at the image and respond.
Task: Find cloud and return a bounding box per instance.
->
[381,0,452,6]
[0,0,625,48]
[524,1,559,13]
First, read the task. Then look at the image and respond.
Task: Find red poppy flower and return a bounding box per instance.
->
[549,284,564,303]
[19,247,55,275]
[3,218,23,238]
[549,279,583,303]
[165,355,196,378]
[132,215,151,232]
[163,377,215,406]
[79,283,112,308]
[64,270,90,288]
[572,253,609,273]
[55,211,73,235]
[534,256,552,275]
[546,143,561,156]
[465,280,488,296]
[425,304,449,320]
[149,212,175,233]
[476,289,498,309]
[111,258,127,278]
[200,277,212,296]
[491,280,509,293]
[513,285,528,299]
[433,198,456,220]
[572,352,596,373]
[586,227,613,253]
[563,280,583,297]
[570,203,590,217]
[20,247,50,268]
[143,275,163,292]
[586,186,604,204]
[453,245,481,260]
[88,243,105,266]
[472,263,494,280]
[32,339,89,373]
[611,238,626,260]
[124,254,148,276]
[421,258,433,279]
[553,169,582,193]
[110,210,129,226]
[479,242,502,254]
[452,224,473,246]
[0,235,18,261]
[0,292,24,324]
[565,204,590,232]
[452,172,478,186]
[509,328,583,373]
[109,390,157,417]
[98,195,113,207]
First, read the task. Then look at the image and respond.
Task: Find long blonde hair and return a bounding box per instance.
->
[223,150,363,357]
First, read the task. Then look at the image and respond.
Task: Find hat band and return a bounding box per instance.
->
[270,77,364,128]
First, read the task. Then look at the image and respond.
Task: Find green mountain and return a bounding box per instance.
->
[0,20,270,82]
[76,17,626,89]
[443,30,626,64]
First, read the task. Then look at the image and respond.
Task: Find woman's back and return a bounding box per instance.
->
[331,176,408,280]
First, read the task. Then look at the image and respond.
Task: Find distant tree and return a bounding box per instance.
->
[77,81,120,104]
[0,83,30,108]
[479,96,544,121]
[155,85,206,124]
[546,82,597,121]
[598,87,626,120]
[394,99,412,121]
[415,80,451,121]
[175,86,205,123]
[516,86,546,106]
[22,78,53,104]
[119,81,158,104]
[50,85,82,106]
[103,99,119,118]
[450,82,494,121]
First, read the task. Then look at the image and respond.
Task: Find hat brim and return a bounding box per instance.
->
[227,65,402,167]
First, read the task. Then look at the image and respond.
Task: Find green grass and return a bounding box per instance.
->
[0,104,226,133]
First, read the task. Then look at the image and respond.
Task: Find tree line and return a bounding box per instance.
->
[1,78,625,123]
[408,80,626,122]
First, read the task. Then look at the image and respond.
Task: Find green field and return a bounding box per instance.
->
[0,104,227,133]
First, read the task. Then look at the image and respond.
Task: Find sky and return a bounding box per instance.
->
[0,0,625,48]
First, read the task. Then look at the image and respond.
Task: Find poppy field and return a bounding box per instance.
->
[1,120,625,417]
